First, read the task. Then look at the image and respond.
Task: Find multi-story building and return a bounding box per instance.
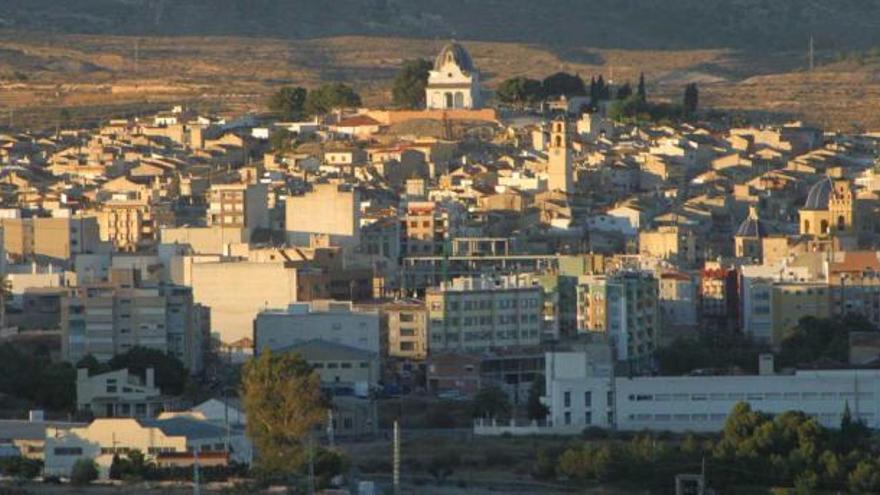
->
[576,271,659,369]
[658,271,699,329]
[206,183,269,234]
[540,352,880,433]
[426,275,542,353]
[402,201,450,256]
[0,214,102,264]
[92,196,173,251]
[383,300,428,360]
[638,225,700,267]
[76,368,168,419]
[60,269,206,372]
[700,261,739,328]
[254,300,380,355]
[285,183,359,248]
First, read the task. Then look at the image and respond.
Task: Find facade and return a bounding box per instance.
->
[658,271,699,328]
[278,339,380,391]
[0,215,102,264]
[285,183,360,248]
[60,269,206,372]
[207,183,269,234]
[384,300,428,360]
[425,42,481,110]
[576,271,659,368]
[254,300,381,355]
[426,276,543,353]
[542,351,880,433]
[76,368,167,419]
[402,201,456,256]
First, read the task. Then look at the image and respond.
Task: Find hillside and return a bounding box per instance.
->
[0,30,879,131]
[3,0,880,51]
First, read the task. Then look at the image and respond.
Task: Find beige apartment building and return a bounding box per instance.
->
[639,225,700,267]
[207,183,269,234]
[60,269,206,372]
[426,276,542,353]
[384,300,428,360]
[91,198,173,251]
[285,183,360,248]
[0,215,102,263]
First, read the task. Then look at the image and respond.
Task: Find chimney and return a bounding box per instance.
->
[758,353,775,376]
[146,368,155,388]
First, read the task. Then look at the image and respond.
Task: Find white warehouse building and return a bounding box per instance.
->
[542,352,880,433]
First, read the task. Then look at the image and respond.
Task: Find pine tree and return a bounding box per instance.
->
[683,83,699,116]
[637,72,647,103]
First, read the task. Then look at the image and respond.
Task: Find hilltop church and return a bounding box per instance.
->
[425,42,482,110]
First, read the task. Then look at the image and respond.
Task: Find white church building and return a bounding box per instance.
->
[425,42,482,110]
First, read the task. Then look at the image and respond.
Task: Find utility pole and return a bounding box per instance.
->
[193,450,201,495]
[308,433,316,495]
[809,35,815,72]
[393,420,401,495]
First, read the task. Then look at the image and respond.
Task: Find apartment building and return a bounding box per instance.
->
[254,300,380,355]
[206,183,269,234]
[60,269,206,372]
[576,271,659,369]
[0,214,102,264]
[285,183,360,248]
[426,276,542,353]
[402,201,460,256]
[383,300,428,360]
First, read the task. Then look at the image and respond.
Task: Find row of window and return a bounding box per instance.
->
[431,298,540,311]
[313,361,370,370]
[627,391,874,402]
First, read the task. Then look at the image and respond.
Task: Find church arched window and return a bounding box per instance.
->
[821,220,829,234]
[454,92,464,108]
[838,215,846,231]
[804,220,810,233]
[445,92,453,108]
[555,135,562,147]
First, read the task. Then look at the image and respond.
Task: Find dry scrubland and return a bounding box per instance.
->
[1,31,879,130]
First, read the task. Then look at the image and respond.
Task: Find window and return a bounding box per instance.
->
[564,412,571,425]
[564,391,571,408]
[585,411,592,425]
[584,391,592,407]
[327,363,339,369]
[341,362,352,369]
[54,447,83,456]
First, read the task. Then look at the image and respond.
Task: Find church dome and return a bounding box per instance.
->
[803,177,833,210]
[735,216,769,238]
[736,205,771,238]
[434,42,476,73]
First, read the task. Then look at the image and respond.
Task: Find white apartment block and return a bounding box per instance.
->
[253,300,380,355]
[426,276,542,353]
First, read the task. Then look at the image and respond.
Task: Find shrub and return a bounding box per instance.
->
[70,458,98,485]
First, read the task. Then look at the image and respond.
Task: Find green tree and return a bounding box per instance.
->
[779,314,875,368]
[391,59,432,109]
[310,448,349,489]
[542,72,586,98]
[268,86,308,121]
[615,82,633,100]
[526,377,549,421]
[304,83,362,116]
[496,77,543,108]
[241,350,326,476]
[683,82,699,116]
[471,384,510,419]
[848,459,880,493]
[269,128,296,152]
[108,346,188,395]
[70,458,99,486]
